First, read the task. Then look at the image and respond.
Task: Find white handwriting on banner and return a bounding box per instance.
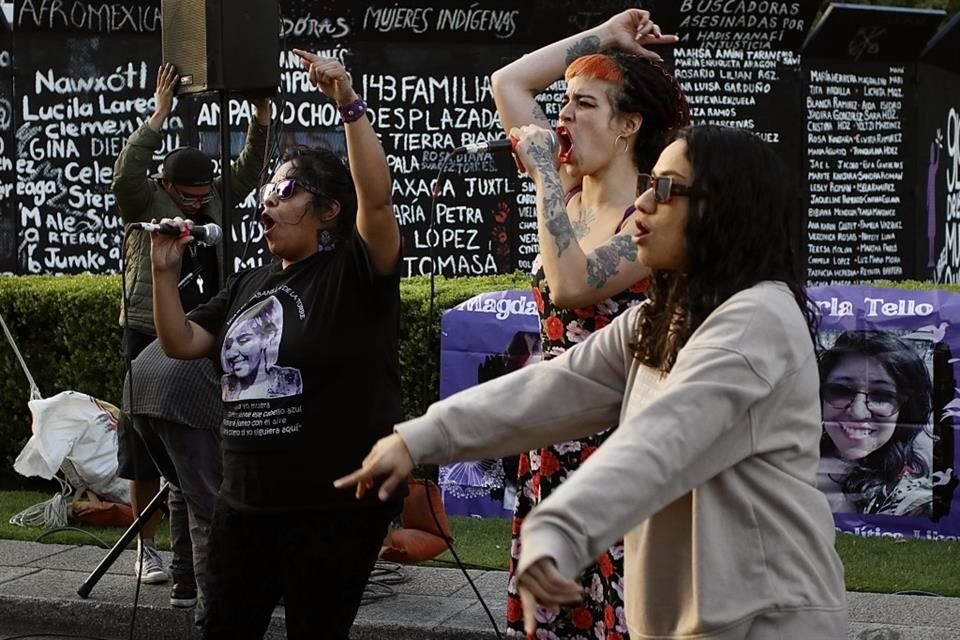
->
[816,296,933,318]
[281,15,350,39]
[0,97,11,130]
[806,65,906,284]
[948,107,958,195]
[18,0,161,33]
[937,108,960,282]
[33,62,148,94]
[362,6,519,39]
[678,0,806,49]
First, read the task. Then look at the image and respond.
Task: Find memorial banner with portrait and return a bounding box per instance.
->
[437,289,540,518]
[810,285,960,540]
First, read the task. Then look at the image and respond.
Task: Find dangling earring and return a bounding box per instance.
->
[318,229,336,252]
[615,134,630,155]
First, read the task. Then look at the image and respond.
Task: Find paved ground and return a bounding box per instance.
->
[0,539,959,639]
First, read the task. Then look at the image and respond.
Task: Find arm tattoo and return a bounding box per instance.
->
[565,36,601,65]
[535,165,574,256]
[572,208,595,240]
[586,235,639,289]
[531,105,551,127]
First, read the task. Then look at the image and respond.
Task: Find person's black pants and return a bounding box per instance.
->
[202,500,398,640]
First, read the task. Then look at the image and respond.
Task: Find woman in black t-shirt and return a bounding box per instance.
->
[149,53,402,640]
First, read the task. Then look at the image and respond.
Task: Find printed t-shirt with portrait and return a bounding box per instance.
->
[188,234,402,512]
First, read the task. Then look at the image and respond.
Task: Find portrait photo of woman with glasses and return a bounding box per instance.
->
[220,296,302,402]
[817,330,935,517]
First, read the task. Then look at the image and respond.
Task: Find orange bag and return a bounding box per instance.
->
[380,479,452,563]
[72,489,136,528]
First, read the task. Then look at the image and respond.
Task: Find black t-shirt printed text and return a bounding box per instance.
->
[189,234,402,512]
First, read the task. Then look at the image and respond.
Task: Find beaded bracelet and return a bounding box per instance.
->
[338,97,368,124]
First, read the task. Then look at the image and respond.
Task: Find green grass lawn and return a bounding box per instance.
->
[0,490,170,550]
[3,490,958,596]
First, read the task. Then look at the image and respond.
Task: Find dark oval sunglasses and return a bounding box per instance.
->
[636,173,695,203]
[259,178,323,203]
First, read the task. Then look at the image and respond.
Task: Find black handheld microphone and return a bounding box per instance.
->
[129,222,223,246]
[456,130,559,174]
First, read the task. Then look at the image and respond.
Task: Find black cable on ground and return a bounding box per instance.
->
[421,155,503,638]
[362,560,411,604]
[33,527,110,549]
[427,558,505,572]
[423,478,503,639]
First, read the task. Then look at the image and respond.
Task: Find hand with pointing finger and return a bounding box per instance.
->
[292,49,358,106]
[518,558,584,636]
[602,9,678,61]
[334,433,415,501]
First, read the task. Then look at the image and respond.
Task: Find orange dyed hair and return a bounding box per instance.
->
[565,53,624,85]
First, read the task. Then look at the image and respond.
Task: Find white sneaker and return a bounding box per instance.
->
[134,540,169,584]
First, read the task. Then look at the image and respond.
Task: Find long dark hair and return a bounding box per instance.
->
[565,51,689,172]
[632,125,815,373]
[280,146,358,239]
[819,331,932,511]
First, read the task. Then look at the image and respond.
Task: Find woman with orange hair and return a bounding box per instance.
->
[490,9,688,638]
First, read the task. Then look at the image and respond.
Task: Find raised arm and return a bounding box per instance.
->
[513,125,651,308]
[150,217,216,359]
[491,9,673,194]
[294,50,400,275]
[112,64,178,221]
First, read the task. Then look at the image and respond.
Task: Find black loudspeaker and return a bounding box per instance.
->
[161,0,278,96]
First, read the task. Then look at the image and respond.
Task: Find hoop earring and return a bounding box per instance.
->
[615,134,630,155]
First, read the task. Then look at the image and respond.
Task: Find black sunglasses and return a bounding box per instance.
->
[637,173,694,203]
[821,382,901,418]
[259,178,324,203]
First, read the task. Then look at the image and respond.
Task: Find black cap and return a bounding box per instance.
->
[152,147,214,186]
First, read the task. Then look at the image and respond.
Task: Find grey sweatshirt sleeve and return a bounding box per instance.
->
[396,306,637,466]
[517,289,806,580]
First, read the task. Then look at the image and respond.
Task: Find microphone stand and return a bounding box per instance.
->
[77,272,197,599]
[77,481,169,598]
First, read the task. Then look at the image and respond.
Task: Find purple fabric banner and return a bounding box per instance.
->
[438,285,960,540]
[811,285,960,540]
[438,290,540,519]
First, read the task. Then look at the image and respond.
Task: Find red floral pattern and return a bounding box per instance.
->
[544,315,564,341]
[505,258,646,639]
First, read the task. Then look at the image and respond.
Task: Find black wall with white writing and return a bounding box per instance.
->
[0,32,14,274]
[803,60,916,285]
[920,64,960,285]
[0,0,958,285]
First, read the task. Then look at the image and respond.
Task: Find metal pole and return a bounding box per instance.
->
[77,482,170,598]
[219,91,232,278]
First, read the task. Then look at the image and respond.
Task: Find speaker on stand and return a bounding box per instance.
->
[160,0,279,275]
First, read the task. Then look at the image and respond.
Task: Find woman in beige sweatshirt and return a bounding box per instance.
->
[337,125,848,640]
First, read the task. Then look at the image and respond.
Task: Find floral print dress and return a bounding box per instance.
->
[506,208,650,640]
